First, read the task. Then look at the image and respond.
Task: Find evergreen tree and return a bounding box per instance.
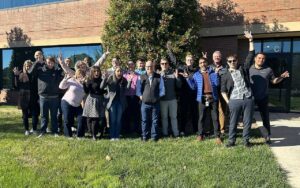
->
[102,0,201,65]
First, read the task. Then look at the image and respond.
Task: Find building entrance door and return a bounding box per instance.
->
[264,53,291,112]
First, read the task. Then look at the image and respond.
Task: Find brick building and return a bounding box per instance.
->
[0,0,299,111]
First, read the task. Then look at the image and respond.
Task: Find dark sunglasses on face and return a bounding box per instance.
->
[227,59,237,63]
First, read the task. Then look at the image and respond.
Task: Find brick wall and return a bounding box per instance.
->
[0,0,110,46]
[200,0,300,27]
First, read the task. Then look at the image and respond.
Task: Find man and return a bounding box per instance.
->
[136,60,165,141]
[177,54,198,135]
[135,58,146,75]
[249,50,289,144]
[159,58,181,137]
[29,56,63,137]
[184,58,222,144]
[221,31,254,147]
[208,51,229,134]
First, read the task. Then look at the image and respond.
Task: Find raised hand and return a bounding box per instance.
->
[280,71,289,78]
[178,72,189,78]
[201,52,208,59]
[244,30,253,40]
[57,52,63,65]
[105,47,110,55]
[13,67,21,75]
[174,69,179,78]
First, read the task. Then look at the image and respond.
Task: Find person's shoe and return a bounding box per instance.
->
[32,130,38,135]
[115,138,120,141]
[37,133,45,138]
[196,135,204,142]
[92,136,97,141]
[25,130,30,136]
[141,137,147,142]
[244,141,252,148]
[110,138,115,141]
[54,133,59,137]
[226,142,235,148]
[265,136,271,145]
[216,137,223,145]
[180,132,185,136]
[150,138,158,142]
[46,128,51,133]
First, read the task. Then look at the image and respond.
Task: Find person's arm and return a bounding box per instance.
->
[220,74,229,103]
[174,69,182,88]
[166,42,177,67]
[59,77,71,90]
[244,31,255,69]
[136,76,142,100]
[94,49,110,67]
[58,56,75,77]
[185,73,196,90]
[221,92,230,104]
[159,76,165,97]
[271,71,289,84]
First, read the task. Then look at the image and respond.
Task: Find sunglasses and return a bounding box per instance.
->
[227,59,237,63]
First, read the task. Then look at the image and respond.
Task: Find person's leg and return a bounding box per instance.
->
[169,99,179,137]
[151,103,160,140]
[115,101,123,139]
[197,102,206,137]
[109,101,117,139]
[218,96,227,133]
[61,100,72,137]
[22,108,29,131]
[75,106,83,137]
[122,96,131,134]
[228,99,242,144]
[242,98,254,144]
[31,102,39,131]
[91,118,99,139]
[57,98,63,133]
[49,97,59,134]
[210,101,220,138]
[160,100,169,136]
[39,96,49,134]
[141,102,149,140]
[256,97,271,136]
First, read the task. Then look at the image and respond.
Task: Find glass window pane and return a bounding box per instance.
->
[263,41,282,53]
[293,40,300,53]
[0,0,64,9]
[254,41,262,52]
[282,40,291,53]
[2,50,13,89]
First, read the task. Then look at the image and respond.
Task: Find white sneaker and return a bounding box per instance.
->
[54,134,59,137]
[110,138,115,141]
[32,130,38,135]
[46,128,51,133]
[25,131,30,136]
[37,133,44,138]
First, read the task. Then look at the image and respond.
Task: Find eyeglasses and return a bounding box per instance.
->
[145,66,153,69]
[227,59,237,63]
[160,63,168,65]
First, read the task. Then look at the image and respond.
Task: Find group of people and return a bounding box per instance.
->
[13,31,289,147]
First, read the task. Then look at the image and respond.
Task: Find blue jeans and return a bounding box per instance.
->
[141,102,160,140]
[61,100,83,137]
[39,96,59,134]
[228,98,254,143]
[109,100,123,139]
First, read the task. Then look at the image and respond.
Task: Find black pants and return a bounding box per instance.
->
[198,100,220,137]
[179,95,198,134]
[255,97,271,136]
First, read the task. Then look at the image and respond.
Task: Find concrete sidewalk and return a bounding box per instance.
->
[254,112,300,188]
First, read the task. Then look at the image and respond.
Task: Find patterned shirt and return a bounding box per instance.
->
[229,69,252,100]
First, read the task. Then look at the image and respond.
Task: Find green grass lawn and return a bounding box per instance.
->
[0,106,289,188]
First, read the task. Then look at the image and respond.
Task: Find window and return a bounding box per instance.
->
[293,39,300,53]
[1,45,102,89]
[0,0,64,9]
[263,41,282,53]
[254,41,262,52]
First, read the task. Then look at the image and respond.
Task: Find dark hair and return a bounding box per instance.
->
[226,54,238,60]
[199,57,208,63]
[255,52,266,58]
[46,56,56,63]
[160,57,169,63]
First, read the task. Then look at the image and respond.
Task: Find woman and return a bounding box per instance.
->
[59,68,86,138]
[82,66,106,140]
[14,60,39,135]
[101,67,131,140]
